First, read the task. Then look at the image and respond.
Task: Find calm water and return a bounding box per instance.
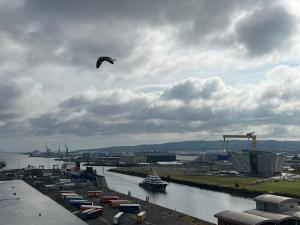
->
[0,153,255,223]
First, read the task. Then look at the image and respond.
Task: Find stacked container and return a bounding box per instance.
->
[119,204,141,213]
[80,208,103,220]
[87,191,103,198]
[100,196,119,204]
[110,200,131,208]
[80,205,103,212]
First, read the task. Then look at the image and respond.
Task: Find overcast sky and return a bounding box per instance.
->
[1,0,300,152]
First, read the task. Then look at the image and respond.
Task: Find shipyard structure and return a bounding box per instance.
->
[223,133,286,177]
[230,150,286,177]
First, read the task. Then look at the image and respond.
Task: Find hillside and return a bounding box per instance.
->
[74,140,300,154]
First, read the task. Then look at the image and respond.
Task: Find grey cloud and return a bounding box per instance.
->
[0,83,21,109]
[0,0,273,71]
[24,0,260,43]
[29,69,300,137]
[236,4,296,56]
[1,1,300,151]
[161,78,223,102]
[0,78,54,137]
[0,81,27,123]
[60,96,91,109]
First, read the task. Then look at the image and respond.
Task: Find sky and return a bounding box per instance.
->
[1,0,300,152]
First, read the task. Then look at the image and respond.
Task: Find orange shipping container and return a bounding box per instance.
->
[87,191,103,198]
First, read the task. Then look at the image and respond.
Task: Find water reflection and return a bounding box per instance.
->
[95,166,255,223]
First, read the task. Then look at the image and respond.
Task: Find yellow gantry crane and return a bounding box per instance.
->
[223,132,257,151]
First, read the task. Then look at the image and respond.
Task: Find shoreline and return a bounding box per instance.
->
[108,168,300,199]
[108,189,214,225]
[22,172,214,225]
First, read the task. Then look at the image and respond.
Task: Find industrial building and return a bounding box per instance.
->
[230,150,286,177]
[215,194,300,225]
[223,133,286,177]
[136,151,176,163]
[119,155,147,164]
[0,180,87,225]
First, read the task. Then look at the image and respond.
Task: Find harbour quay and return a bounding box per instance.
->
[0,167,213,225]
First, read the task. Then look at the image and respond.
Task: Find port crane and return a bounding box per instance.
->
[64,144,69,155]
[45,141,51,153]
[223,132,256,151]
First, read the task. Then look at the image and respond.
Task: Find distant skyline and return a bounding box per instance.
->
[1,0,300,152]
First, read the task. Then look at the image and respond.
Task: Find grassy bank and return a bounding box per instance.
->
[112,167,300,198]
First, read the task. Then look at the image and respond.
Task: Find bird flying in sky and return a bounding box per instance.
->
[96,56,116,69]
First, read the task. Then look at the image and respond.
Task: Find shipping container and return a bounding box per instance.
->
[64,195,83,202]
[60,190,75,194]
[70,200,93,209]
[100,196,119,204]
[60,183,76,189]
[60,192,77,199]
[137,211,146,223]
[80,208,103,220]
[45,184,58,190]
[80,205,103,212]
[113,212,124,225]
[119,204,141,213]
[87,191,103,198]
[110,200,131,208]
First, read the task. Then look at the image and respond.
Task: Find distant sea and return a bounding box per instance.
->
[0,152,63,170]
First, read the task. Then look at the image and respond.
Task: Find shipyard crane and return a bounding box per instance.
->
[45,141,51,153]
[223,132,256,151]
[64,144,69,155]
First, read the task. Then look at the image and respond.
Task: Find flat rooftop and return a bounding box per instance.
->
[0,180,87,225]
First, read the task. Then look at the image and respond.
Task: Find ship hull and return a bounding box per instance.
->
[139,182,167,191]
[0,160,6,169]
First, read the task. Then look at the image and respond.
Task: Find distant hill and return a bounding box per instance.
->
[74,140,300,154]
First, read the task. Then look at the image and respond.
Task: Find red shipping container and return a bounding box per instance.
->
[100,196,119,204]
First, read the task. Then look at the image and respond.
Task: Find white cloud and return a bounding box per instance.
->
[0,0,300,151]
[23,65,299,141]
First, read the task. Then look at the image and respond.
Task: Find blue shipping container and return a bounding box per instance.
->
[119,204,140,213]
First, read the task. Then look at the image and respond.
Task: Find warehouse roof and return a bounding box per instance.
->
[283,210,300,218]
[254,194,296,205]
[245,209,296,221]
[215,210,275,225]
[0,180,87,225]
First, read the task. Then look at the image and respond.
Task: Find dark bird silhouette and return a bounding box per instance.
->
[96,56,116,69]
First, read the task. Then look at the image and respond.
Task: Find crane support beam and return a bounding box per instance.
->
[223,132,256,151]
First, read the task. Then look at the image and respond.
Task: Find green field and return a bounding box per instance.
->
[116,167,300,197]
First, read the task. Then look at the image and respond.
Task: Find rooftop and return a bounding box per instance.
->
[0,180,87,225]
[215,210,275,225]
[254,194,296,205]
[245,209,296,222]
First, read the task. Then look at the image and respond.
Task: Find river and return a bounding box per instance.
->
[0,153,255,223]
